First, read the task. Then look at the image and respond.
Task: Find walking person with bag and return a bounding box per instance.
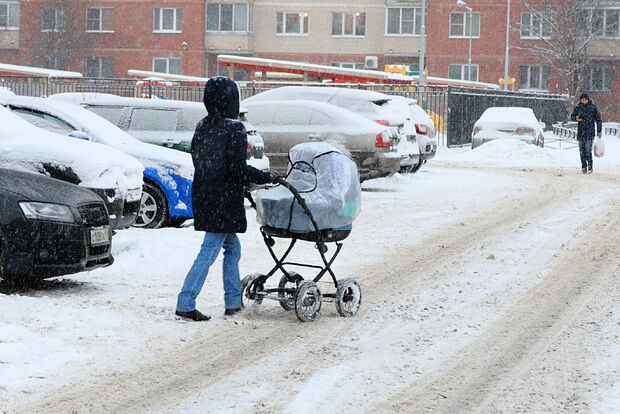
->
[570,93,602,174]
[175,76,279,322]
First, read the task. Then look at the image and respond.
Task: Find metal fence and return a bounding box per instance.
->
[446,87,570,147]
[604,122,620,137]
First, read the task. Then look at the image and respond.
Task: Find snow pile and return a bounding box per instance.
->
[447,139,553,164]
[437,135,620,171]
[0,106,144,193]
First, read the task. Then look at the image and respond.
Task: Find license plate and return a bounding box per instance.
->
[90,226,110,246]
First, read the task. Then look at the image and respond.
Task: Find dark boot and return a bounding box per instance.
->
[224,307,241,316]
[175,309,211,321]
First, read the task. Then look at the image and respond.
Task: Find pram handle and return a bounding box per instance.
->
[274,177,321,234]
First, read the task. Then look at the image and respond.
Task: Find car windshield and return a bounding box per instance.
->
[11,107,75,135]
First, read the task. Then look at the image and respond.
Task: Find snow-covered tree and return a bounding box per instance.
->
[516,0,609,100]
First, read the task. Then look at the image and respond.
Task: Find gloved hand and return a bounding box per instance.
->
[268,170,282,184]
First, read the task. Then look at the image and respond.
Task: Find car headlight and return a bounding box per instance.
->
[126,188,142,203]
[19,202,75,223]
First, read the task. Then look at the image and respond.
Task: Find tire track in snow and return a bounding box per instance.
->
[377,199,620,413]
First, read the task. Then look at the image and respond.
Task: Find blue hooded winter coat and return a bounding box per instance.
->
[191,76,271,233]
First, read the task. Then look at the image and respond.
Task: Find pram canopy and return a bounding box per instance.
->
[256,142,361,233]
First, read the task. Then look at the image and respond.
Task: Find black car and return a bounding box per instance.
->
[0,168,113,283]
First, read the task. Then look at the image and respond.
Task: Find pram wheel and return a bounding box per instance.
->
[294,281,322,322]
[335,279,362,317]
[240,274,265,308]
[278,272,304,312]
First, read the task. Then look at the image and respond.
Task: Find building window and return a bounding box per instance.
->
[207,3,250,32]
[276,12,308,35]
[449,11,480,38]
[579,8,620,38]
[581,66,614,92]
[386,8,422,35]
[87,8,115,32]
[153,58,181,74]
[42,7,65,32]
[332,62,365,70]
[332,12,365,37]
[0,1,19,29]
[448,64,478,81]
[520,12,551,39]
[519,65,550,90]
[86,57,114,78]
[44,56,63,70]
[153,8,182,33]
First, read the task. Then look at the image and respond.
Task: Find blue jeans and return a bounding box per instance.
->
[579,139,593,170]
[176,233,241,312]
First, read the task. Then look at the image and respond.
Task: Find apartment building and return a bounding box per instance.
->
[0,0,618,115]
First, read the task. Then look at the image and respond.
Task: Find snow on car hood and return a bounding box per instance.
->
[0,106,144,193]
[5,96,194,180]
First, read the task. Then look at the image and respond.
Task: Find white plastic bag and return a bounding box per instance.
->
[594,137,605,158]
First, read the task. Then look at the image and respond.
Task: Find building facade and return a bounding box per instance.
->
[0,0,619,116]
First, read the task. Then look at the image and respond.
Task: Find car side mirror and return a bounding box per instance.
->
[68,130,90,141]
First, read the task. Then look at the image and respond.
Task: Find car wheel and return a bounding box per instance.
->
[134,182,168,229]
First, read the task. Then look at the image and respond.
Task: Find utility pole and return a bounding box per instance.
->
[504,0,511,90]
[419,0,427,86]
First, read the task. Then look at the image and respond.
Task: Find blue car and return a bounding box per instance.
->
[1,95,195,228]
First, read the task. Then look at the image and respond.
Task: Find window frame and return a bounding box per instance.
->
[519,65,550,91]
[520,11,552,39]
[332,11,366,38]
[331,62,365,70]
[0,1,19,30]
[206,3,251,33]
[448,63,479,82]
[152,57,182,75]
[41,7,65,32]
[153,7,182,33]
[385,7,422,36]
[581,66,614,92]
[86,7,115,33]
[276,11,309,36]
[449,11,480,38]
[581,8,620,38]
[86,56,114,78]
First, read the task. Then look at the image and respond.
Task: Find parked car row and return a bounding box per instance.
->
[1,85,439,284]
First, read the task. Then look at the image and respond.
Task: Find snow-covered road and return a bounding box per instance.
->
[2,139,619,413]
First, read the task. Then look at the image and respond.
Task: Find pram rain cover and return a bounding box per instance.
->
[256,142,361,233]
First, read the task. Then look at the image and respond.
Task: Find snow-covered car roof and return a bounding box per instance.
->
[475,107,541,131]
[0,105,143,192]
[385,95,434,127]
[244,86,405,126]
[243,99,386,135]
[1,95,194,179]
[245,86,393,103]
[54,94,250,115]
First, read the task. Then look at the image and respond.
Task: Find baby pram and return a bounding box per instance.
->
[242,142,362,322]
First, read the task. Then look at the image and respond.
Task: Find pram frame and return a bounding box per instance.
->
[243,176,360,322]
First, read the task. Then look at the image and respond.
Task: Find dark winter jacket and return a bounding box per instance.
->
[191,76,272,233]
[570,101,602,140]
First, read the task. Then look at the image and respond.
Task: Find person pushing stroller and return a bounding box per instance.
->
[175,76,279,322]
